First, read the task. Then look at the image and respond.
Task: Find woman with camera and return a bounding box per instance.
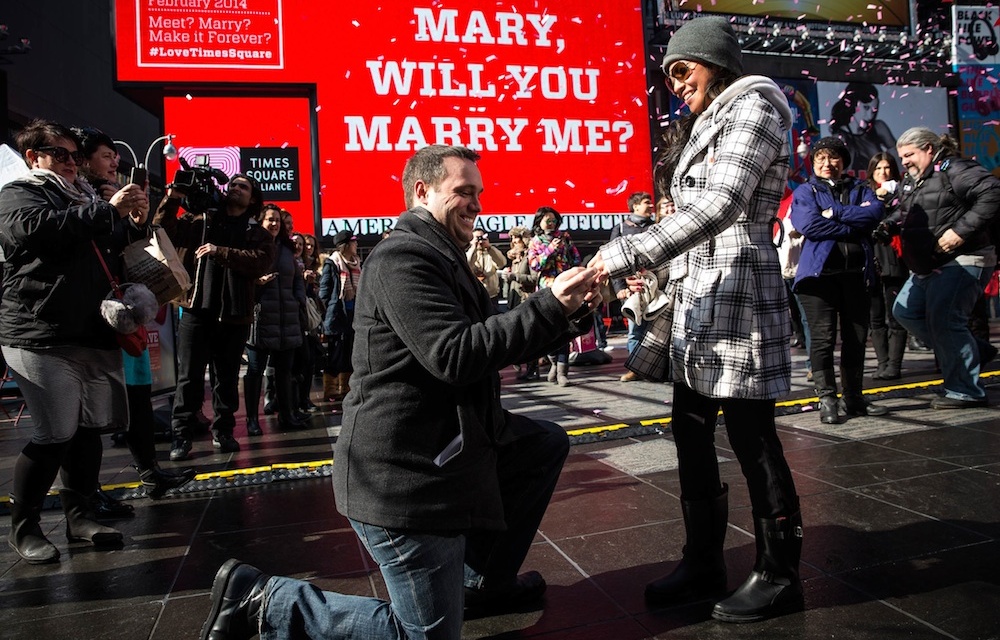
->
[75,126,197,502]
[0,119,149,563]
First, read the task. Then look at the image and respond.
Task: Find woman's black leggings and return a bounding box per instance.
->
[669,382,799,517]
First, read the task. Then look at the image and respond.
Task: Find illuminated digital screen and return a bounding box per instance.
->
[116,0,654,236]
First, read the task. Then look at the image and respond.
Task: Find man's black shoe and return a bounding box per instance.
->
[170,438,192,461]
[200,559,270,640]
[464,571,547,615]
[930,396,988,409]
[212,433,241,453]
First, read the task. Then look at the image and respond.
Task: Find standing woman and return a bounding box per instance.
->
[502,228,540,379]
[243,206,306,434]
[0,120,149,563]
[529,207,581,385]
[75,126,195,499]
[590,17,802,622]
[319,230,361,402]
[867,152,909,380]
[297,233,323,411]
[791,138,886,425]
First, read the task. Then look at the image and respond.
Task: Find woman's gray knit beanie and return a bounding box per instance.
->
[661,16,744,77]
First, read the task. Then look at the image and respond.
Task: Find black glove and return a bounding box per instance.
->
[872,220,899,245]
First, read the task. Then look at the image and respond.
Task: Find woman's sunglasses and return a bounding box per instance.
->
[666,61,696,84]
[35,146,86,166]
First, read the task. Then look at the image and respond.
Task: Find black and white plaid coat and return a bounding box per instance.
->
[601,76,793,399]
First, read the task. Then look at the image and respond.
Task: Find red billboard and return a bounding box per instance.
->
[114,0,654,237]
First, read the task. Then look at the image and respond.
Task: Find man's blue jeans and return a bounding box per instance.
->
[626,317,647,354]
[262,521,465,640]
[893,263,993,401]
[259,417,569,640]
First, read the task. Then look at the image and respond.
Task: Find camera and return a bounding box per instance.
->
[171,155,230,213]
[872,219,899,245]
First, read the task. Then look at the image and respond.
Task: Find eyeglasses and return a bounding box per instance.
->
[666,61,696,84]
[813,154,842,165]
[35,146,85,166]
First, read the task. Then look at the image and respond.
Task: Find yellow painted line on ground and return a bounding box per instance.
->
[273,460,333,470]
[566,422,629,436]
[1,374,976,508]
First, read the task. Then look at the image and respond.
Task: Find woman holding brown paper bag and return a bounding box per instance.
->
[76,126,195,502]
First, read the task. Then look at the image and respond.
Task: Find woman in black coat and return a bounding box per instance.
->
[867,152,909,379]
[243,204,306,433]
[0,119,149,564]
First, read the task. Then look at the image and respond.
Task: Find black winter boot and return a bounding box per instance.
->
[813,369,840,424]
[138,464,197,500]
[60,488,123,546]
[262,368,276,415]
[8,442,66,564]
[881,329,907,380]
[645,485,729,605]
[243,373,263,437]
[870,327,889,379]
[711,511,804,623]
[840,368,888,417]
[276,375,306,431]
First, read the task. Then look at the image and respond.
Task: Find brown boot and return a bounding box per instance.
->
[323,373,340,402]
[338,372,351,397]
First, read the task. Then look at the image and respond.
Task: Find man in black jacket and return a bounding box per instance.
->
[892,127,1000,409]
[153,173,274,460]
[199,146,603,640]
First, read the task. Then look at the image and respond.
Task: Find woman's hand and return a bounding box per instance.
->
[587,251,610,283]
[624,272,647,294]
[109,183,150,224]
[550,267,604,316]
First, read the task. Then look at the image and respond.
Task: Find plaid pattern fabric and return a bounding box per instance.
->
[604,76,792,399]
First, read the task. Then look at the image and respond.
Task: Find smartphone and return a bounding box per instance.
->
[129,166,147,185]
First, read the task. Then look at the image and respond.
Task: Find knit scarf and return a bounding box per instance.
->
[19,169,99,206]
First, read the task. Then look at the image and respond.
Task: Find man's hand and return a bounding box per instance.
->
[587,251,608,278]
[195,243,219,260]
[936,228,964,254]
[550,267,603,316]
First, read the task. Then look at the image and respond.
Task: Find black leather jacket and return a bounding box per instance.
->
[898,155,1000,275]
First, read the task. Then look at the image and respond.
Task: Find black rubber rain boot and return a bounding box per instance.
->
[60,488,124,546]
[645,485,729,605]
[711,512,804,623]
[8,442,66,564]
[59,429,123,546]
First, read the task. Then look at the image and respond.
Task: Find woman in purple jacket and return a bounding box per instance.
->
[791,136,887,424]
